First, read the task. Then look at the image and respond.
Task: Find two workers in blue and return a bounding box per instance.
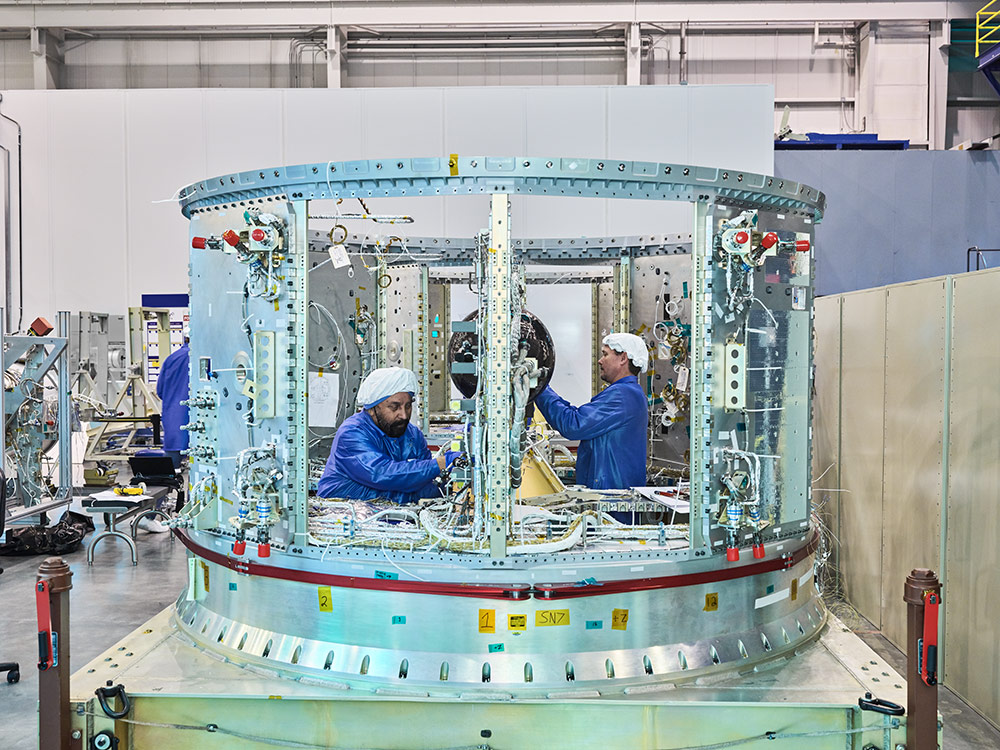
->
[318,367,446,504]
[156,335,190,470]
[533,333,649,489]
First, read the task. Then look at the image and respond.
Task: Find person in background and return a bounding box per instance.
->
[156,330,190,470]
[318,367,447,504]
[533,333,649,489]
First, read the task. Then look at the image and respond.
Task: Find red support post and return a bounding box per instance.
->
[37,556,73,750]
[904,567,942,750]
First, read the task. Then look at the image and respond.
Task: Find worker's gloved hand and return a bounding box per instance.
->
[444,450,469,469]
[523,357,542,389]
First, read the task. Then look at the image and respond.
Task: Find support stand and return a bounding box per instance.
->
[905,567,942,750]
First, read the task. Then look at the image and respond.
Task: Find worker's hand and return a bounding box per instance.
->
[436,455,447,472]
[445,450,468,469]
[524,357,542,389]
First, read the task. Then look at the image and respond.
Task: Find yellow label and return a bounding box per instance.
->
[535,609,570,627]
[704,593,718,612]
[317,367,323,377]
[200,562,210,592]
[478,609,496,633]
[611,608,629,631]
[318,586,333,612]
[508,614,527,631]
[449,153,459,176]
[790,578,798,601]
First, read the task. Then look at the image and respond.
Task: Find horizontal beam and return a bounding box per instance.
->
[0,1,977,31]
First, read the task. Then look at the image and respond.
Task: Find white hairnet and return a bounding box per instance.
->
[356,367,418,409]
[603,333,649,372]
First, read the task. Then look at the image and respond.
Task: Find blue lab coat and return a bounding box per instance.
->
[534,375,648,489]
[317,410,441,504]
[156,343,190,452]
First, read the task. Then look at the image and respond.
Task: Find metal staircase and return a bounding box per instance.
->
[977,0,1000,96]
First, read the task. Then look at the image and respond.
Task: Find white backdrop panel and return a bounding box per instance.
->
[0,85,771,403]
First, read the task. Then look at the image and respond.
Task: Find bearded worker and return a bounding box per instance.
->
[533,333,649,489]
[317,367,446,504]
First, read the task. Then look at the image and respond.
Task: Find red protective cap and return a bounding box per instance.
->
[29,317,54,336]
[222,229,241,247]
[232,539,246,555]
[734,231,749,245]
[258,543,271,558]
[726,546,740,562]
[753,544,766,559]
[191,236,207,249]
[761,232,778,249]
[795,239,811,252]
[251,228,266,242]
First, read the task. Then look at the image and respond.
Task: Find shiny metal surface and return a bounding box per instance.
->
[70,607,909,750]
[172,156,826,698]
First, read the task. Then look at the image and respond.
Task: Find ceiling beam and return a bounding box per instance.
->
[0,1,981,31]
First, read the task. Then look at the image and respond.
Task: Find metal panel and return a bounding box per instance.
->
[881,279,945,650]
[838,289,887,627]
[945,268,1000,728]
[811,296,842,576]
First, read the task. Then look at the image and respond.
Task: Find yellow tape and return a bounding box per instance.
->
[449,153,459,176]
[508,614,527,631]
[611,608,629,631]
[535,609,570,627]
[479,609,496,633]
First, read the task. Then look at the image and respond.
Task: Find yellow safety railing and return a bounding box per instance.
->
[978,0,1000,57]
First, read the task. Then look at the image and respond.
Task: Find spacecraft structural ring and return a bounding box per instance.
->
[175,156,826,695]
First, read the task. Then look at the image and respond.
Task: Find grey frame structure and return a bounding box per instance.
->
[166,156,827,694]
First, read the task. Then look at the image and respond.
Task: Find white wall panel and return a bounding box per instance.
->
[4,90,51,327]
[204,90,284,177]
[125,89,208,305]
[523,88,608,238]
[47,91,129,313]
[0,85,770,338]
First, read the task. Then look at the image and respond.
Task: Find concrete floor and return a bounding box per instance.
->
[1,526,998,750]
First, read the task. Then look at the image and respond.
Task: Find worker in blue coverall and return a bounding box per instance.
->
[156,333,190,470]
[318,367,446,504]
[533,333,649,489]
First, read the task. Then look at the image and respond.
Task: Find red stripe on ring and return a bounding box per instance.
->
[174,529,818,601]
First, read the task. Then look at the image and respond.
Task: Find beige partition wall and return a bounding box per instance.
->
[811,296,841,577]
[813,268,1000,731]
[946,270,1000,724]
[881,281,946,649]
[839,289,889,626]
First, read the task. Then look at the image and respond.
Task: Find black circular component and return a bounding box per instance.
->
[447,310,555,401]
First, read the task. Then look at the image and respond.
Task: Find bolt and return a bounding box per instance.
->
[72,730,81,739]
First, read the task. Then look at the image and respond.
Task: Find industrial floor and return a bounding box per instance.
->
[2,528,999,750]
